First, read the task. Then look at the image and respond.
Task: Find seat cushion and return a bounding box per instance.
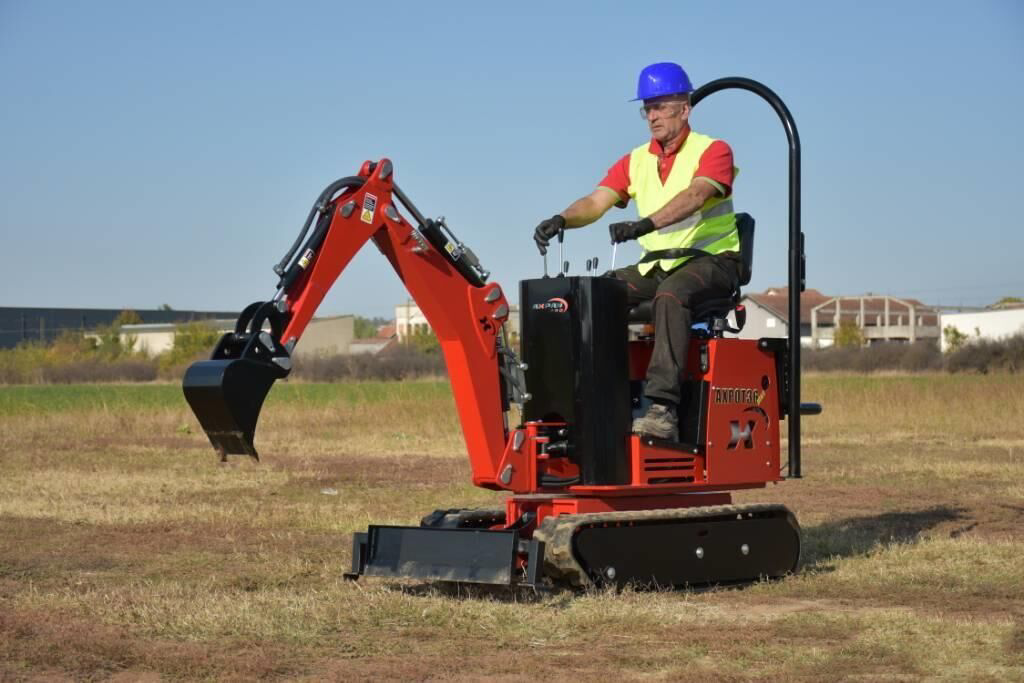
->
[627,295,737,324]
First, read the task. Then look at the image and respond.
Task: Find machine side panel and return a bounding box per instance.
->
[702,340,782,485]
[521,278,577,425]
[576,277,630,485]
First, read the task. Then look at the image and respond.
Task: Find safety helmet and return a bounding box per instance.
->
[631,62,693,101]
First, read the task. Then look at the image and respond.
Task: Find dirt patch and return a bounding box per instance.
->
[0,606,312,681]
[0,515,350,590]
[267,452,471,488]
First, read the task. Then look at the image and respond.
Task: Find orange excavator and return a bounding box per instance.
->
[183,78,820,588]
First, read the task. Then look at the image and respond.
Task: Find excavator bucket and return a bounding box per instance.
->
[183,356,288,460]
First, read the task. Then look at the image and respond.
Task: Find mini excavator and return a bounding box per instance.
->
[183,78,821,588]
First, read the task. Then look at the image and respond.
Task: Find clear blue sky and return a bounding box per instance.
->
[2,1,1021,317]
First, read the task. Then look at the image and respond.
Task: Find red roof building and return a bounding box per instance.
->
[739,288,940,347]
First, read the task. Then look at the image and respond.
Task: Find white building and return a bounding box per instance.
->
[121,314,356,356]
[119,319,235,355]
[394,300,520,341]
[938,308,1024,352]
[736,288,830,347]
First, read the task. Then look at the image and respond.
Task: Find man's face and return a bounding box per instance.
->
[642,95,691,144]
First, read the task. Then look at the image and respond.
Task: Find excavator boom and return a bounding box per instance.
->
[183,159,517,487]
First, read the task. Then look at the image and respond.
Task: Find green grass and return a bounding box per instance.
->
[0,379,452,416]
[1,374,1023,680]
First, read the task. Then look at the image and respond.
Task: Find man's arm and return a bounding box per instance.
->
[647,179,719,229]
[649,139,733,228]
[560,187,621,228]
[534,187,621,254]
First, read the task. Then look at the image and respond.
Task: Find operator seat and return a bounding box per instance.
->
[626,212,755,337]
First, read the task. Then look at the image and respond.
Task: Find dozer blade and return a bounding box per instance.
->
[182,357,288,460]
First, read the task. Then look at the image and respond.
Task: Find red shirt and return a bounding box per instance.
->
[599,126,734,207]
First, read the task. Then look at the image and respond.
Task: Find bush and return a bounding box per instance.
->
[802,333,1024,374]
[943,325,969,352]
[945,333,1024,374]
[0,336,159,385]
[803,341,942,373]
[833,321,865,349]
[291,344,446,381]
[156,322,223,379]
[41,359,158,383]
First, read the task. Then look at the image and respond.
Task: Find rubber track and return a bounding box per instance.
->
[532,503,797,587]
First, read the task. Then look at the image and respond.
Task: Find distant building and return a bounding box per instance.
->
[737,288,831,347]
[348,322,398,356]
[394,300,520,341]
[290,315,354,357]
[121,314,355,356]
[938,308,1024,352]
[808,295,939,347]
[119,319,235,355]
[737,288,940,347]
[348,338,398,355]
[0,306,236,350]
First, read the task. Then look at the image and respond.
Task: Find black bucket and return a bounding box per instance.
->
[183,356,288,460]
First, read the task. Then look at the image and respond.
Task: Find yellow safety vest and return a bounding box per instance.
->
[627,131,739,275]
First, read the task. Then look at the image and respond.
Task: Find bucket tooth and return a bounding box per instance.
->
[182,357,288,460]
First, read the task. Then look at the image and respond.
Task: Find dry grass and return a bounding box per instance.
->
[1,376,1023,681]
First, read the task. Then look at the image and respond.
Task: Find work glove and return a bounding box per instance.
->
[533,215,566,255]
[609,217,656,244]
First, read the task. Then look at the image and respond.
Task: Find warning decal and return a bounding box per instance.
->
[360,193,377,223]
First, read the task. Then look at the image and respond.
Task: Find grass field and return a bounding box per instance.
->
[1,375,1023,681]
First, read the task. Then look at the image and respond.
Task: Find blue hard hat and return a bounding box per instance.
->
[631,62,693,101]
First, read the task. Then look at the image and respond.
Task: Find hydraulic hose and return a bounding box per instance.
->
[274,176,367,278]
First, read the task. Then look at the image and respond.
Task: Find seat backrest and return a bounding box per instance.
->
[736,212,755,286]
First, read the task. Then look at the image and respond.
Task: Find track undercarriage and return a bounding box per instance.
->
[346,502,800,590]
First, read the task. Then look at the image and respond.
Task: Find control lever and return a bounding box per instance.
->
[585,258,592,274]
[557,228,565,277]
[592,257,599,274]
[563,261,569,276]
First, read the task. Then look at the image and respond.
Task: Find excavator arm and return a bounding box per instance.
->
[183,159,521,488]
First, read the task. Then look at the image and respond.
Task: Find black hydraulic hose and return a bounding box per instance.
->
[273,204,320,277]
[392,184,429,227]
[274,176,367,278]
[690,77,803,479]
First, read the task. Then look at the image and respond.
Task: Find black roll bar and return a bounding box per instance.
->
[690,77,803,478]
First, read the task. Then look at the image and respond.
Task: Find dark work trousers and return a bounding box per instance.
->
[610,252,743,406]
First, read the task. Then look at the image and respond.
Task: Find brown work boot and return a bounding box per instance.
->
[632,403,678,441]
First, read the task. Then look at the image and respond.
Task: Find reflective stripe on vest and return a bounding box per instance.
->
[627,130,739,275]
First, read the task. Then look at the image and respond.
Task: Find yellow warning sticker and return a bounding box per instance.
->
[360,193,377,224]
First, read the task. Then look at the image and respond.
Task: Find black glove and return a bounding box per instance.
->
[533,215,566,255]
[609,217,656,244]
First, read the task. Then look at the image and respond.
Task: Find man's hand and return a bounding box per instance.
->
[609,217,656,244]
[533,215,566,255]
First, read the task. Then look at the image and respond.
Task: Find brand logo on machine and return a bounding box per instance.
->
[713,387,764,405]
[531,297,569,313]
[728,407,770,450]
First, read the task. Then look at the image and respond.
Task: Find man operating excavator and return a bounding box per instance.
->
[533,62,743,442]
